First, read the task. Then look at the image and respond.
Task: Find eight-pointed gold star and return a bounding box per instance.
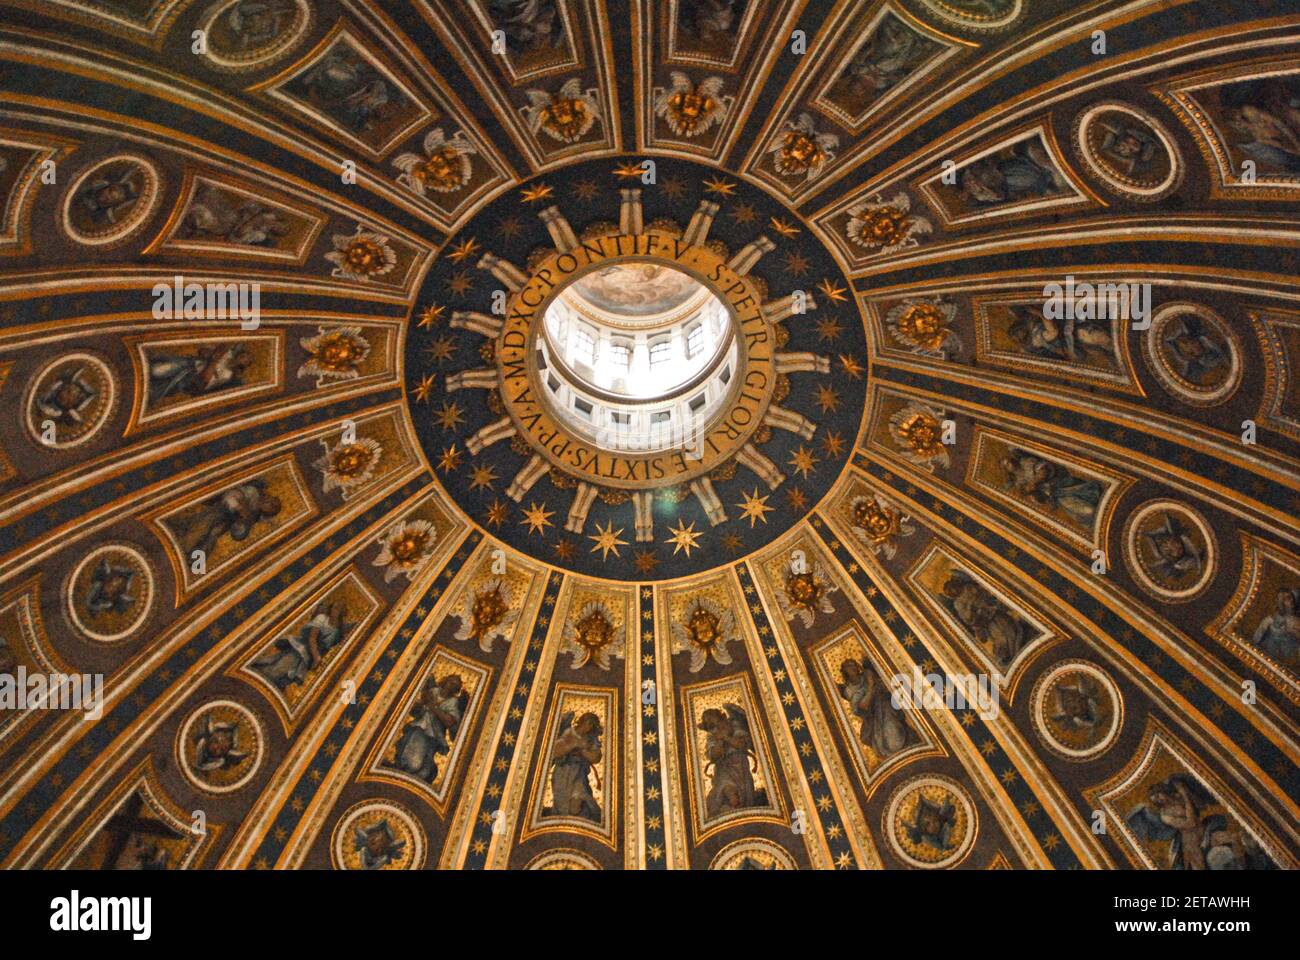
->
[519,501,554,535]
[703,175,736,196]
[817,277,849,304]
[446,237,480,263]
[782,250,811,275]
[436,399,465,430]
[786,486,809,511]
[520,182,554,203]
[425,336,457,364]
[788,446,818,480]
[413,373,436,403]
[839,353,865,379]
[484,499,509,528]
[437,444,463,473]
[736,487,775,527]
[469,463,498,491]
[588,520,628,560]
[770,216,800,238]
[417,303,445,329]
[665,519,702,557]
[815,317,843,341]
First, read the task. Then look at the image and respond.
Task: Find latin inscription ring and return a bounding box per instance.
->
[496,231,777,489]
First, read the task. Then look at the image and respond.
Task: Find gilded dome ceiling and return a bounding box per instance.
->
[0,0,1296,874]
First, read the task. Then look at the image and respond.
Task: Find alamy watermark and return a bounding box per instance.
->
[152,275,261,328]
[1042,275,1152,329]
[50,890,150,940]
[0,667,104,721]
[583,415,708,458]
[890,666,1001,721]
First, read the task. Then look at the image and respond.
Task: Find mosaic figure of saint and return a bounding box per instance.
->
[545,711,603,822]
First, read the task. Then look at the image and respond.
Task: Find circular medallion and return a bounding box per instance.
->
[884,774,977,868]
[1030,660,1123,761]
[65,543,155,643]
[918,0,1023,31]
[331,800,427,870]
[1074,101,1183,201]
[176,699,264,794]
[408,156,868,581]
[525,848,602,870]
[1123,499,1217,601]
[710,837,796,869]
[199,0,313,72]
[1142,303,1241,406]
[23,352,117,449]
[62,155,161,247]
